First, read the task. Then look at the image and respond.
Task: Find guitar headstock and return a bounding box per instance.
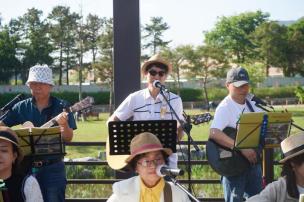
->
[190,113,213,125]
[70,96,94,113]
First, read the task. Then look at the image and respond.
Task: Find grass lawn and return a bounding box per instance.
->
[67,105,304,158]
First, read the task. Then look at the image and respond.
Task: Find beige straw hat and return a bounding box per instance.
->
[141,54,172,74]
[125,132,172,163]
[280,133,304,163]
[0,126,23,164]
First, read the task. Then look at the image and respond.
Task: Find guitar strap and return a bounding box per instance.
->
[245,99,255,112]
[164,182,172,202]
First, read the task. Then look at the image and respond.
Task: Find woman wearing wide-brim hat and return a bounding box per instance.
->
[247,133,304,202]
[0,126,43,202]
[107,132,190,202]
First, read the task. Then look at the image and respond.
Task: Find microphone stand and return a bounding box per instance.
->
[167,175,200,202]
[159,88,200,193]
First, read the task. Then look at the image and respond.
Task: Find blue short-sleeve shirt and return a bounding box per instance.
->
[2,96,77,130]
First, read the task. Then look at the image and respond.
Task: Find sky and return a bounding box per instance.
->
[0,0,303,47]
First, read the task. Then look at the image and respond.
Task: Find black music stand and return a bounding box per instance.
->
[108,120,177,156]
[107,120,177,173]
[108,120,199,202]
[14,126,65,158]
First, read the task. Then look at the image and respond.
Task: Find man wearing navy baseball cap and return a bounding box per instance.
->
[209,67,263,202]
[226,67,250,87]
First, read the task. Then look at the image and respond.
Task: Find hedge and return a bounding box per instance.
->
[0,86,297,108]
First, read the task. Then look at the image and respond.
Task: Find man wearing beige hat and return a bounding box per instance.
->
[247,133,304,202]
[209,67,263,202]
[108,53,184,169]
[0,64,77,202]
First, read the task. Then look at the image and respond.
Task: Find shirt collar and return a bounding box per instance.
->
[140,177,165,202]
[31,96,53,109]
[143,88,166,103]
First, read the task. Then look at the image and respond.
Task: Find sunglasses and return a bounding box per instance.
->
[148,70,166,77]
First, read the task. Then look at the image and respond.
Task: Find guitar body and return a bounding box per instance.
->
[106,137,129,170]
[206,127,250,176]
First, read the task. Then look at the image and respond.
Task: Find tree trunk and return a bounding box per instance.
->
[203,75,209,111]
[109,81,114,114]
[59,42,63,85]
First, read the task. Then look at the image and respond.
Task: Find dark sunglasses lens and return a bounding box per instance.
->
[158,71,165,77]
[149,70,165,77]
[149,70,157,76]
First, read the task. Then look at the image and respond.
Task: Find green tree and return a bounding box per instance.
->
[94,18,114,112]
[48,6,79,85]
[85,14,104,83]
[85,14,103,64]
[251,21,288,76]
[142,17,171,55]
[18,8,53,83]
[161,45,195,95]
[192,45,228,109]
[205,11,269,63]
[0,26,20,84]
[286,19,304,76]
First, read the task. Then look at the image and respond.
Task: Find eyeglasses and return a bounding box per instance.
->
[148,70,166,77]
[137,158,164,167]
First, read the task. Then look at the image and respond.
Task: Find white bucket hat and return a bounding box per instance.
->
[26,64,54,86]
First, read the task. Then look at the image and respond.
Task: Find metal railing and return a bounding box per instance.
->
[65,141,276,202]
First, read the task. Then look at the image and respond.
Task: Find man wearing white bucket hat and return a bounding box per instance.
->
[0,64,77,202]
[247,133,304,202]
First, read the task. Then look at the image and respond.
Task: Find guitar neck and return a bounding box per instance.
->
[40,118,58,128]
[40,106,72,128]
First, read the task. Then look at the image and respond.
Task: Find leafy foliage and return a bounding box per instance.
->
[142,17,171,55]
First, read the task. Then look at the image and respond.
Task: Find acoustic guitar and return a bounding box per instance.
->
[206,127,260,176]
[106,112,213,170]
[22,96,94,128]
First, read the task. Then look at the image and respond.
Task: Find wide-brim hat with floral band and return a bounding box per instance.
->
[280,133,304,163]
[125,132,172,163]
[141,54,172,75]
[26,64,54,86]
[0,126,24,164]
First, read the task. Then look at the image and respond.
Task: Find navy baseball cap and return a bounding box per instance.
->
[226,67,249,87]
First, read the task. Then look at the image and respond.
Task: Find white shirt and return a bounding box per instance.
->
[211,95,263,130]
[113,88,184,168]
[114,88,184,121]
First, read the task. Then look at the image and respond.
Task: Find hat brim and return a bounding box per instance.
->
[279,149,304,163]
[141,60,172,74]
[0,137,24,164]
[26,80,54,86]
[125,147,172,163]
[232,81,249,87]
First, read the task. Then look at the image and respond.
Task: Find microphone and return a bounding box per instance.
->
[247,93,269,107]
[152,80,168,92]
[0,94,24,112]
[156,165,184,177]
